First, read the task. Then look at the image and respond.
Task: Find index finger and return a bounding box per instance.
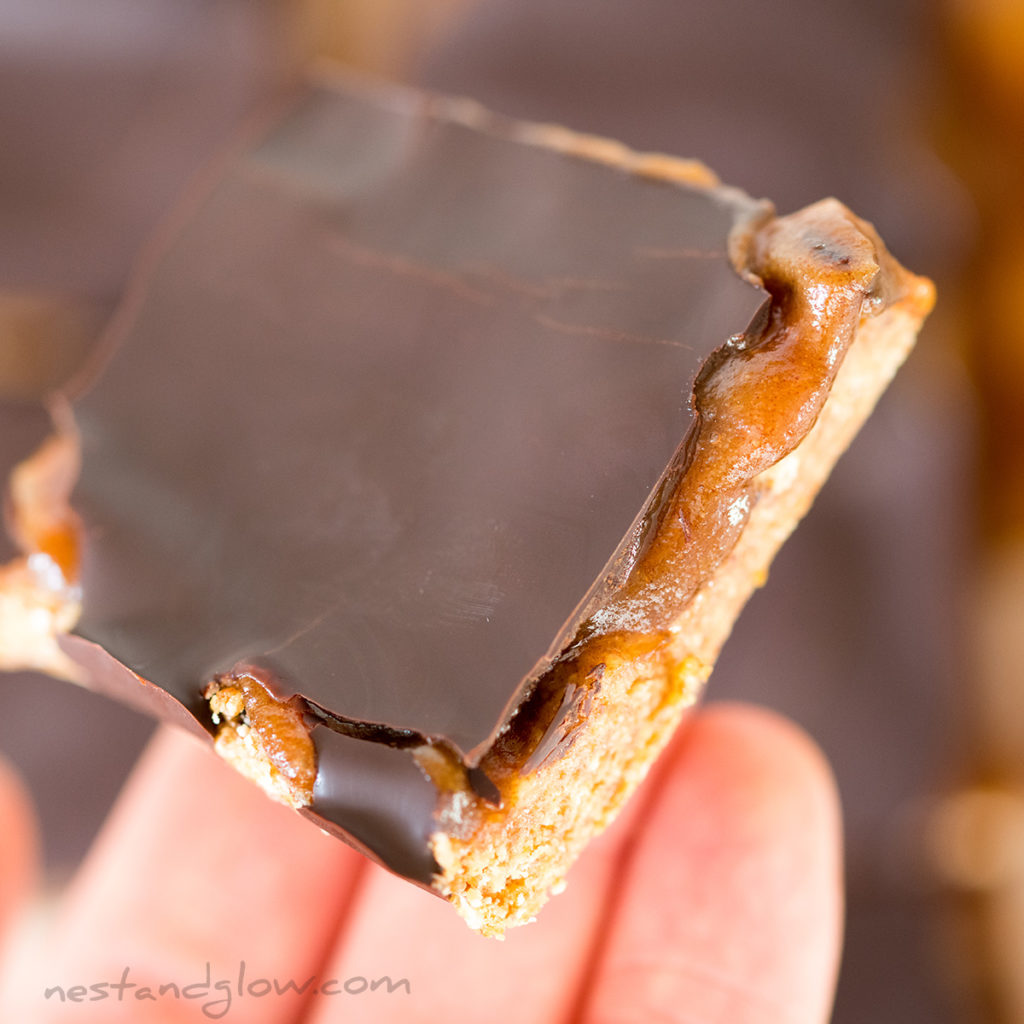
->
[4,725,365,1023]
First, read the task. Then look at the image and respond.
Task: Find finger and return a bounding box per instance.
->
[12,725,367,1024]
[579,702,843,1024]
[0,750,39,950]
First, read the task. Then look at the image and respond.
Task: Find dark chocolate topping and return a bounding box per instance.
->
[66,79,763,762]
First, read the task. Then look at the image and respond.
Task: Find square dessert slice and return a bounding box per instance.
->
[0,72,933,934]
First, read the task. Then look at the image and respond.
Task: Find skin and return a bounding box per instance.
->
[0,703,841,1023]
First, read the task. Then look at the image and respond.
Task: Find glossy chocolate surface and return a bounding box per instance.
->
[65,80,763,757]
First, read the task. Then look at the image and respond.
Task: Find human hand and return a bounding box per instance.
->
[0,703,841,1022]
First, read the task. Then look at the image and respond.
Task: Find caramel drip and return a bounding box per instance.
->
[586,201,883,638]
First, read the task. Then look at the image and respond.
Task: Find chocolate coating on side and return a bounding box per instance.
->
[306,727,440,884]
[65,80,763,765]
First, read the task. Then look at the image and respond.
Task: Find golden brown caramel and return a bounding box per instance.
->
[204,674,317,809]
[7,431,81,582]
[581,201,928,641]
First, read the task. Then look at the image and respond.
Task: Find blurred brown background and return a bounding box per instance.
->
[1,0,1021,1020]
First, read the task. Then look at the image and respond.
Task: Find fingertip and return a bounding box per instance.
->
[21,725,367,1023]
[583,701,843,1024]
[674,700,842,841]
[0,752,39,947]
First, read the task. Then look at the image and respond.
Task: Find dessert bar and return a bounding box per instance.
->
[0,73,933,934]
